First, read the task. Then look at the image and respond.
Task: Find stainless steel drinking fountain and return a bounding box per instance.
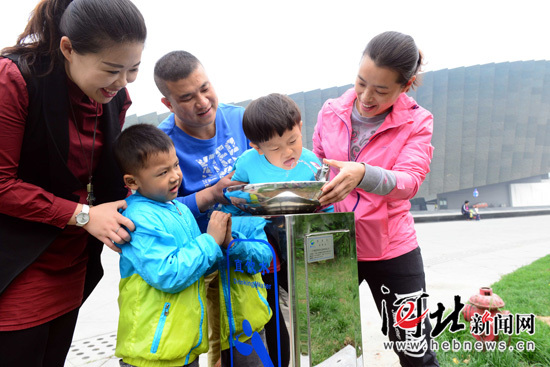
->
[225,182,362,367]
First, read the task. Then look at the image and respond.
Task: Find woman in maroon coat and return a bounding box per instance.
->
[0,0,146,364]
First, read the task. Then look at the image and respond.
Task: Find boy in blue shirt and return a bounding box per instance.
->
[112,124,271,367]
[230,93,323,190]
[223,93,332,367]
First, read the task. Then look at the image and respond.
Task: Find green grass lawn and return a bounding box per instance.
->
[434,254,550,366]
[306,256,361,363]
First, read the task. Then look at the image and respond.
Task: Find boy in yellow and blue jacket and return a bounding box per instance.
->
[112,124,271,367]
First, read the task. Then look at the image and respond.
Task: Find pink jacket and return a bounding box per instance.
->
[313,88,434,261]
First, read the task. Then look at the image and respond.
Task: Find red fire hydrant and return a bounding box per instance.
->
[462,287,510,342]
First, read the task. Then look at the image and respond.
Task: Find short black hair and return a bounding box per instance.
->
[114,123,174,175]
[154,50,201,97]
[242,93,301,144]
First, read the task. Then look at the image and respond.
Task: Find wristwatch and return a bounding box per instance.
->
[75,204,90,227]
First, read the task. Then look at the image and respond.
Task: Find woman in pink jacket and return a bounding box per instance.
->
[313,31,439,366]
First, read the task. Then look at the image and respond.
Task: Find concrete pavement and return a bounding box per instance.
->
[65,214,550,366]
[360,213,550,366]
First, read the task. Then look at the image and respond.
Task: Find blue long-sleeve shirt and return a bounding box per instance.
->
[157,103,250,232]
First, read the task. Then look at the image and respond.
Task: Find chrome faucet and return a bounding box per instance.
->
[315,163,330,182]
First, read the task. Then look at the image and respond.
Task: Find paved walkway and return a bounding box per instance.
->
[65,214,550,366]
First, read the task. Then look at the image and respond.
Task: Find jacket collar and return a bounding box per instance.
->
[329,88,417,131]
[127,191,178,210]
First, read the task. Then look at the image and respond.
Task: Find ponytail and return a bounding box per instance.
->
[1,0,73,76]
[2,0,146,78]
[412,50,424,89]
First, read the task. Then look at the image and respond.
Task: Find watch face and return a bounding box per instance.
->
[76,212,90,226]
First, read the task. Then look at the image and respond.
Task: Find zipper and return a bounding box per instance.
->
[352,192,360,212]
[329,101,392,214]
[340,112,353,162]
[351,131,385,212]
[332,102,385,213]
[186,290,206,365]
[355,130,383,163]
[170,200,183,215]
[328,102,353,162]
[333,103,386,162]
[175,203,182,215]
[150,302,171,354]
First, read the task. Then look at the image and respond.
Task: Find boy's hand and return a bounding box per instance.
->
[207,211,231,246]
[222,215,233,249]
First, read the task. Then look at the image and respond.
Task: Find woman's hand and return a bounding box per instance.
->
[84,200,135,253]
[318,159,365,206]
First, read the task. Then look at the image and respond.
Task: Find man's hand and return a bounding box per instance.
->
[196,171,246,211]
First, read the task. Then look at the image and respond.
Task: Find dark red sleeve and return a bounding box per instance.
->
[0,58,76,228]
[119,88,133,198]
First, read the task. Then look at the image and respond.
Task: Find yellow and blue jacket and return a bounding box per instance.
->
[115,193,223,367]
[217,216,273,350]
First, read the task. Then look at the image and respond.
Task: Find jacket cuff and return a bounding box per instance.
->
[358,163,396,196]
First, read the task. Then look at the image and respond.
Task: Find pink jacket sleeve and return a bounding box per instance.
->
[387,111,434,200]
